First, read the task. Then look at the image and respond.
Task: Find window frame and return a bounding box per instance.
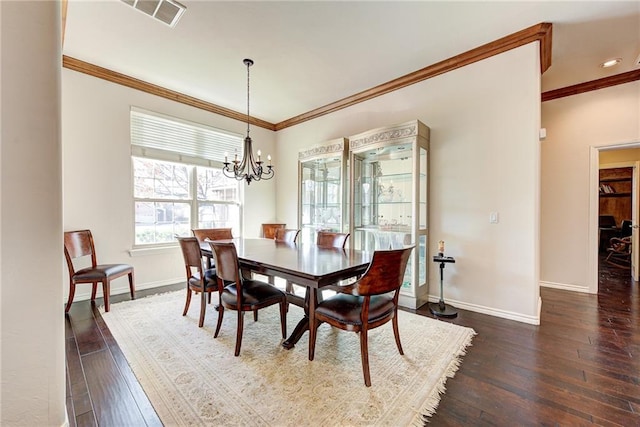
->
[130,108,243,248]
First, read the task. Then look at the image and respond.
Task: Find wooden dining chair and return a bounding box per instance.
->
[262,223,286,239]
[309,246,414,386]
[192,228,233,268]
[209,241,288,356]
[270,229,302,294]
[192,228,233,243]
[286,230,352,296]
[274,228,300,243]
[63,229,135,313]
[316,231,350,249]
[178,236,220,327]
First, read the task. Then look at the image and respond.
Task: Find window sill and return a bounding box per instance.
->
[128,245,179,257]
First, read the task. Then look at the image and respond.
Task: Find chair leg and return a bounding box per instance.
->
[234,311,245,356]
[214,304,224,338]
[90,282,98,301]
[392,313,404,355]
[253,310,258,322]
[103,281,110,312]
[183,288,192,316]
[128,271,135,300]
[309,315,317,361]
[198,290,207,327]
[359,328,371,387]
[65,282,76,313]
[279,301,287,339]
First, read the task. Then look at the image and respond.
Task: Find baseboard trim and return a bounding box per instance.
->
[427,295,540,325]
[539,280,590,293]
[68,278,183,302]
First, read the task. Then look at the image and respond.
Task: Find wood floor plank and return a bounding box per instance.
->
[82,349,148,427]
[64,262,639,426]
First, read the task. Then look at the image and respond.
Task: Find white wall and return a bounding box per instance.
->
[541,82,640,292]
[62,70,277,300]
[1,1,66,425]
[276,44,542,323]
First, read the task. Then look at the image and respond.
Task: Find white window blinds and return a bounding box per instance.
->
[130,107,242,167]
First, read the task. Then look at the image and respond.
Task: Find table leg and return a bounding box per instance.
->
[282,286,317,350]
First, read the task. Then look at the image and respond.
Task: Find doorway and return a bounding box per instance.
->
[597,147,640,291]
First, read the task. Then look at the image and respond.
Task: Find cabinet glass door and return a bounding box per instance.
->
[298,138,348,245]
[348,120,429,309]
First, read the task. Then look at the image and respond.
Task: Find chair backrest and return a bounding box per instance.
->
[274,228,300,243]
[209,241,242,286]
[316,231,350,249]
[352,247,414,296]
[192,228,233,242]
[64,230,98,273]
[262,223,286,239]
[620,220,633,237]
[177,236,203,269]
[177,236,206,282]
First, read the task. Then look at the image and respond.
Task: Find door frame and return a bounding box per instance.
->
[590,143,640,293]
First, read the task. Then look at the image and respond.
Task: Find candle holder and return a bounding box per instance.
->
[429,252,458,318]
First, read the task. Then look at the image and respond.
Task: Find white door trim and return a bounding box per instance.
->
[590,142,640,293]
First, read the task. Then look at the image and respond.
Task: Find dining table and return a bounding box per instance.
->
[199,238,371,352]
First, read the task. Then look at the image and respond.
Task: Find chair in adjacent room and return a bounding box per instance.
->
[208,241,288,356]
[178,236,220,327]
[261,223,286,239]
[63,229,135,313]
[308,246,413,387]
[605,235,632,268]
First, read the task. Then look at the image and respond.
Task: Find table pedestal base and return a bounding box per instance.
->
[428,301,458,318]
[282,317,308,349]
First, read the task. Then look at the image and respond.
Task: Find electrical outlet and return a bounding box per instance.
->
[489,212,499,224]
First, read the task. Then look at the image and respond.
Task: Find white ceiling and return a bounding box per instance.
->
[64,1,640,124]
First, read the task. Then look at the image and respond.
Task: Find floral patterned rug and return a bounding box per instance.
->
[101,291,475,426]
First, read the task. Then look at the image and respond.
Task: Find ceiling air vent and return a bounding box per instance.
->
[121,0,186,28]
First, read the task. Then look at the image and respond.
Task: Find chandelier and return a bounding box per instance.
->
[222,58,274,185]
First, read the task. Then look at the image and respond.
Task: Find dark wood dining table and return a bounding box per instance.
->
[200,238,371,352]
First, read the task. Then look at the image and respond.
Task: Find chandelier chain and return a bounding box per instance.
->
[246,59,250,137]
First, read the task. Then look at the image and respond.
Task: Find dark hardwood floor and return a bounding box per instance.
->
[65,259,640,426]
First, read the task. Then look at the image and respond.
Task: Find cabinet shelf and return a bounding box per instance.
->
[600,177,631,183]
[600,193,631,198]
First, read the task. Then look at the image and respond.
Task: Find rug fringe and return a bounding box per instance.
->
[410,328,477,426]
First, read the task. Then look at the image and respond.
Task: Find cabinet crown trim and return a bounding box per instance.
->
[298,137,347,160]
[349,120,429,151]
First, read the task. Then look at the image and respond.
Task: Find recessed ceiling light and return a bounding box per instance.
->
[600,58,622,68]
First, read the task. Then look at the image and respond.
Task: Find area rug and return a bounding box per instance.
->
[100,291,475,426]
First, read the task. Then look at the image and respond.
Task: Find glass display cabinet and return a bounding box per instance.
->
[298,138,349,245]
[348,120,429,308]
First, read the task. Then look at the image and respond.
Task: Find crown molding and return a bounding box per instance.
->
[274,22,553,130]
[62,55,277,131]
[541,69,640,102]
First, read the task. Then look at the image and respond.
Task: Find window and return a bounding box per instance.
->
[131,108,242,246]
